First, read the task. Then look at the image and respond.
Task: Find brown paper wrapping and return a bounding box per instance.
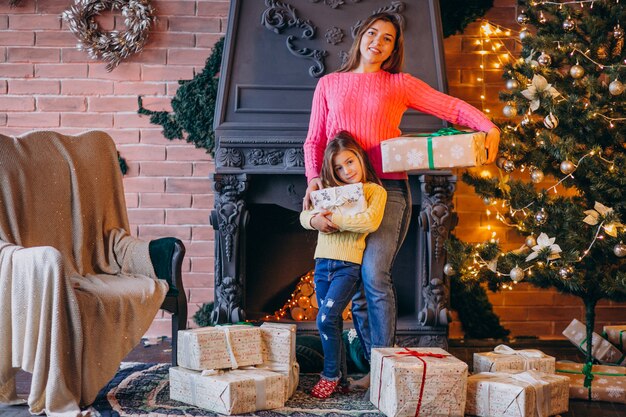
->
[473,344,556,374]
[603,325,626,353]
[370,347,468,417]
[169,366,287,414]
[381,131,486,172]
[555,361,626,404]
[465,371,569,417]
[258,322,299,398]
[177,325,263,371]
[562,319,626,365]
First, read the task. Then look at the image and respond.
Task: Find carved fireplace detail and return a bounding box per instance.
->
[211,0,457,348]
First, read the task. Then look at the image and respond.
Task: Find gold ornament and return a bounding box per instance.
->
[503,103,518,118]
[525,235,537,248]
[510,266,524,283]
[443,263,455,276]
[609,80,624,96]
[560,160,575,174]
[530,169,544,183]
[613,24,624,40]
[543,112,559,129]
[537,52,552,66]
[506,79,520,90]
[614,243,626,257]
[569,64,585,79]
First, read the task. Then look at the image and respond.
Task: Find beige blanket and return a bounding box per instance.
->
[0,131,168,416]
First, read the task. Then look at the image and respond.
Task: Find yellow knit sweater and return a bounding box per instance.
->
[300,182,387,265]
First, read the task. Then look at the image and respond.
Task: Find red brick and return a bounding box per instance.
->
[36,64,88,78]
[35,31,76,47]
[166,209,211,225]
[138,224,191,241]
[150,32,195,48]
[167,81,181,96]
[8,79,59,94]
[188,288,213,303]
[123,177,165,192]
[528,306,584,321]
[61,113,113,128]
[191,257,213,273]
[192,225,214,240]
[117,144,166,161]
[192,194,214,209]
[492,306,528,321]
[127,208,165,224]
[110,129,140,144]
[193,161,214,177]
[166,178,212,193]
[0,80,6,94]
[503,321,553,338]
[141,161,192,176]
[144,318,172,338]
[195,34,224,49]
[140,193,192,208]
[88,96,139,112]
[115,82,166,95]
[167,146,212,161]
[152,1,197,16]
[0,31,34,46]
[142,65,195,81]
[115,113,155,128]
[0,113,7,125]
[36,0,73,14]
[7,112,59,127]
[89,63,142,81]
[0,15,6,30]
[183,272,213,289]
[187,240,213,257]
[9,15,62,30]
[61,79,113,95]
[168,48,212,66]
[7,47,60,62]
[125,193,139,208]
[140,129,170,144]
[503,290,555,306]
[37,96,85,112]
[60,48,95,63]
[169,17,220,33]
[122,49,168,66]
[139,96,173,112]
[0,96,35,111]
[197,1,230,17]
[595,307,626,321]
[0,63,34,78]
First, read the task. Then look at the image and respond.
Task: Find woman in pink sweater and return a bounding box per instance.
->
[303,12,500,388]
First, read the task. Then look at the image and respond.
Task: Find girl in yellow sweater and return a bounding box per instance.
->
[300,131,387,398]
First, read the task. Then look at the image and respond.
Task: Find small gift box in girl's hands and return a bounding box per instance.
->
[381,128,487,173]
[473,344,556,374]
[310,182,366,216]
[370,347,468,417]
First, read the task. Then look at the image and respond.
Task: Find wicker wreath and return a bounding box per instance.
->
[62,0,156,71]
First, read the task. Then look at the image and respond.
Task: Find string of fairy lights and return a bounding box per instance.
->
[447,3,625,288]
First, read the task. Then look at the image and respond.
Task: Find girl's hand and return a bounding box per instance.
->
[310,211,338,233]
[485,127,500,164]
[303,177,323,210]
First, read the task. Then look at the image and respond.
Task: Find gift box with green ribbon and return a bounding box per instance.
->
[562,319,626,366]
[556,361,626,404]
[380,128,487,172]
[603,325,626,354]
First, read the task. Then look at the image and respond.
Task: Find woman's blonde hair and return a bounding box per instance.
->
[337,12,404,74]
[320,130,381,187]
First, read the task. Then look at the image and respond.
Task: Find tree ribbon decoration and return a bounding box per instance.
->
[377,348,449,417]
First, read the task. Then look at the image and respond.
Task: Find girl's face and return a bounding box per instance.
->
[358,20,397,69]
[333,150,363,184]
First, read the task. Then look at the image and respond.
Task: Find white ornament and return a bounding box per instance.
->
[517,12,529,25]
[443,263,455,276]
[543,112,559,129]
[526,232,562,262]
[520,28,531,40]
[510,266,524,283]
[562,17,576,32]
[503,159,516,173]
[614,243,626,258]
[506,79,520,90]
[521,74,561,112]
[560,160,575,174]
[503,104,518,118]
[531,169,544,183]
[534,208,548,225]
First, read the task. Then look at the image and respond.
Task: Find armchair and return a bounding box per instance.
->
[0,130,187,416]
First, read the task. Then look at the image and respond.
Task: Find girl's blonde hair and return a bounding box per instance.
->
[337,12,405,74]
[320,131,381,187]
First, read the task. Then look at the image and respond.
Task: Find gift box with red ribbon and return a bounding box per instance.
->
[473,344,556,374]
[370,347,468,417]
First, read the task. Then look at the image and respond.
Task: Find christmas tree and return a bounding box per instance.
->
[446,0,626,371]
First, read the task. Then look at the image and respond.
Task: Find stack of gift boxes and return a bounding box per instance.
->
[169,323,299,414]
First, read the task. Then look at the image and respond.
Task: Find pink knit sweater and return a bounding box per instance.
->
[304,71,497,181]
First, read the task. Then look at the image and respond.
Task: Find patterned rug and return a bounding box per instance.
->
[92,363,383,417]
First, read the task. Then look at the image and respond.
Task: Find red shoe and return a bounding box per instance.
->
[311,377,340,399]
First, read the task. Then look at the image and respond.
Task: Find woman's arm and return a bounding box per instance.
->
[402,73,500,163]
[303,77,329,183]
[331,185,387,234]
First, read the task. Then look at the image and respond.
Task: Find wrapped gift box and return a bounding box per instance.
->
[310,182,365,216]
[473,344,556,374]
[370,347,468,417]
[556,361,626,404]
[258,322,299,398]
[381,130,486,173]
[466,370,569,417]
[562,319,626,365]
[603,325,626,353]
[169,366,287,414]
[177,325,263,371]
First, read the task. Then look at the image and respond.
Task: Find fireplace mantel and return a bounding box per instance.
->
[210,0,457,348]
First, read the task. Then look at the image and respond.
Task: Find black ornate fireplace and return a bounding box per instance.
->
[210,0,457,348]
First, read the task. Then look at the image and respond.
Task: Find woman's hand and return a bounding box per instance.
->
[485,127,501,164]
[310,211,338,233]
[303,177,323,210]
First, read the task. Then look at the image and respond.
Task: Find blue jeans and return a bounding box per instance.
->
[314,258,361,380]
[351,179,412,361]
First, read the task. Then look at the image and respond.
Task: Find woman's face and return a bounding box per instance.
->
[358,19,397,69]
[333,150,363,184]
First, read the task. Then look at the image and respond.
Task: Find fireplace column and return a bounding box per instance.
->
[210,173,249,324]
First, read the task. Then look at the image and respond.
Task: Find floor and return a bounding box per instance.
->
[2,338,625,416]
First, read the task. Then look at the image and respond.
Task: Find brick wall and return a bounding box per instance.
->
[2,0,624,340]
